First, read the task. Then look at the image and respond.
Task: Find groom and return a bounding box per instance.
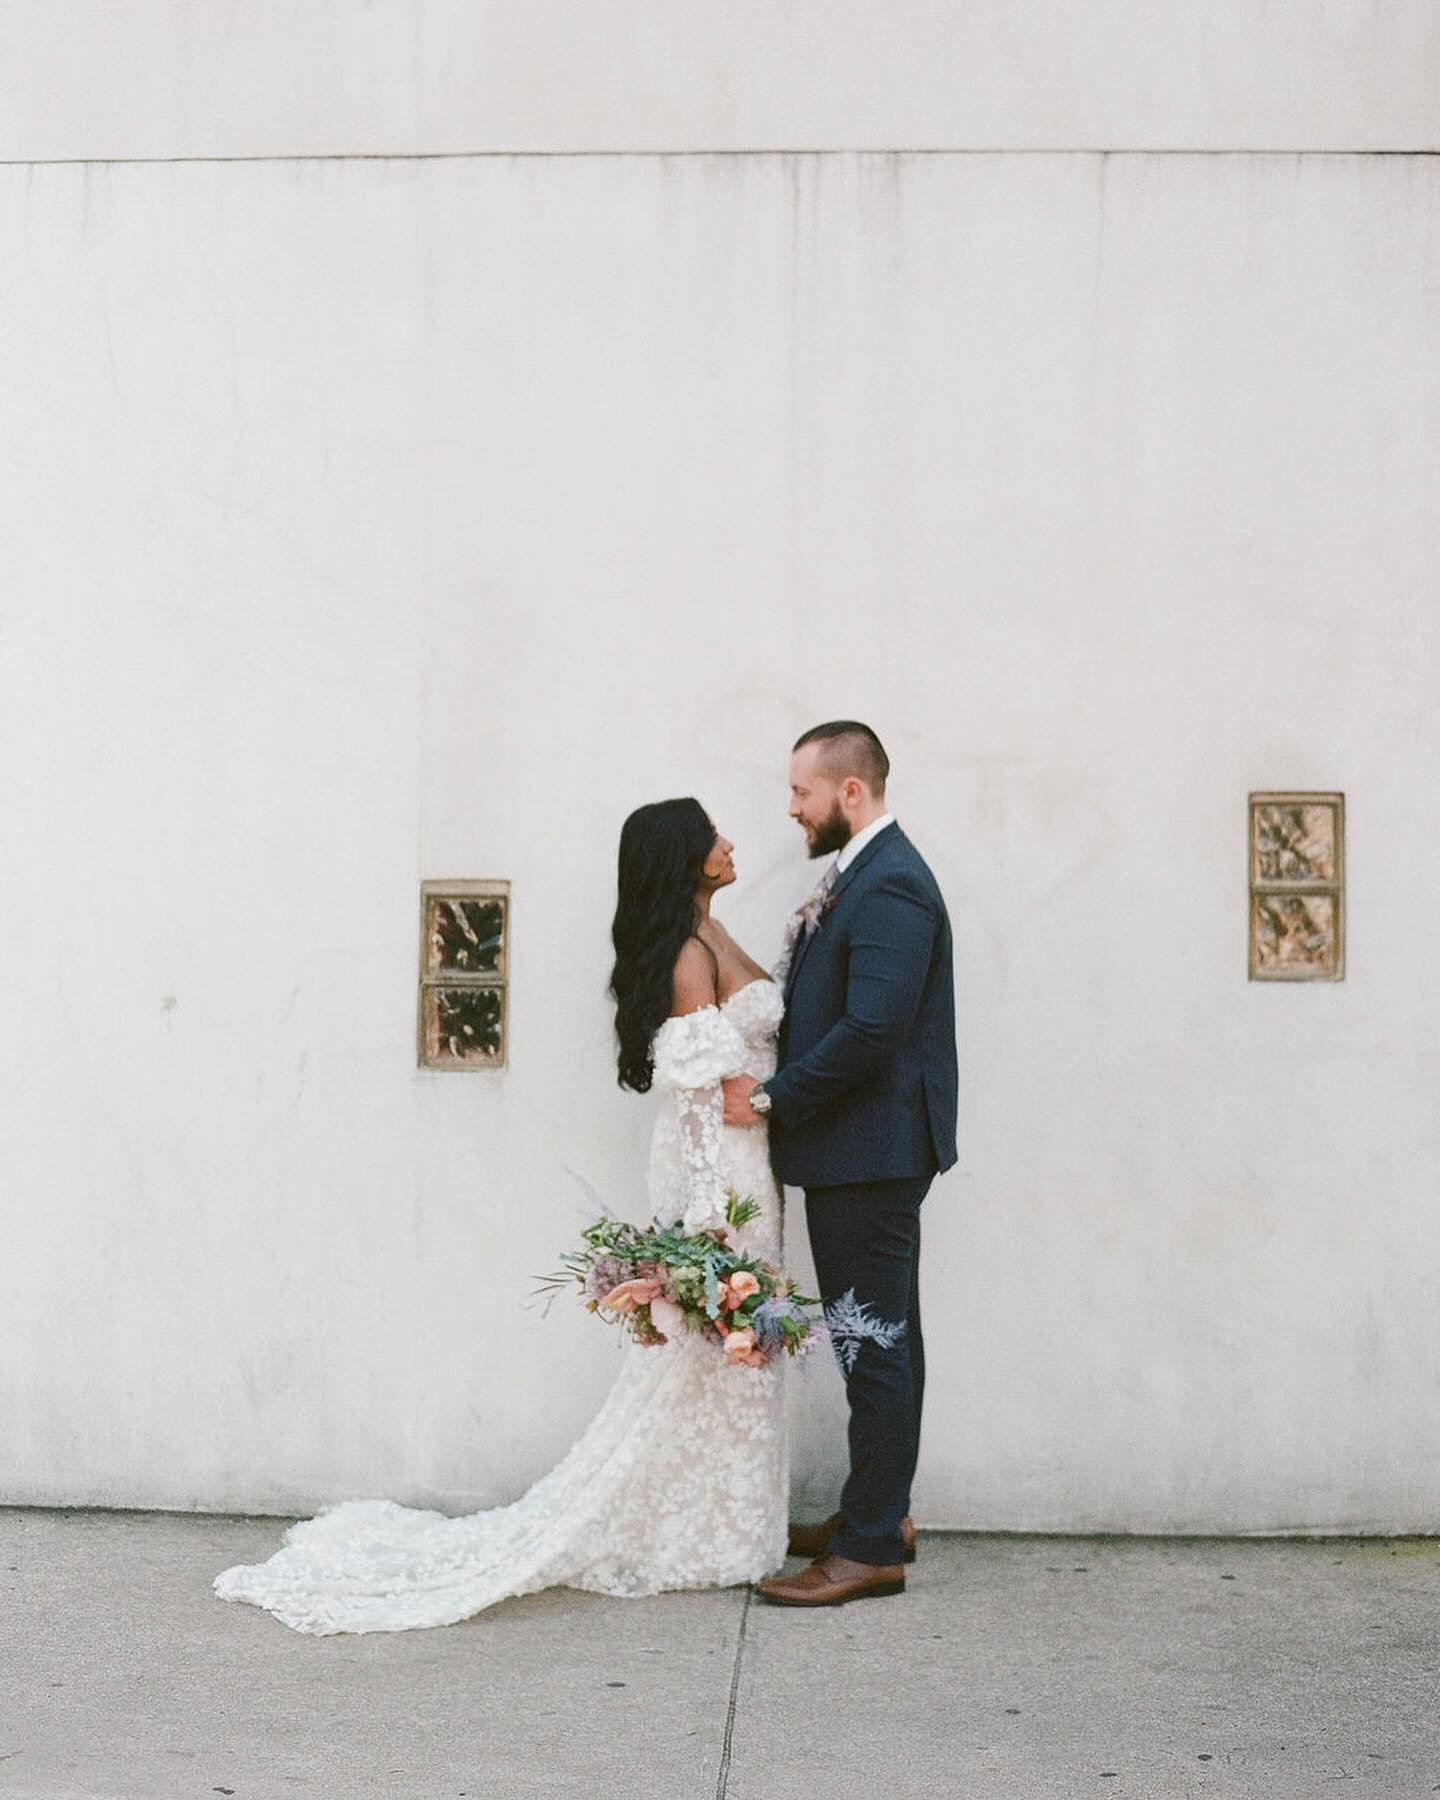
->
[723,720,958,1606]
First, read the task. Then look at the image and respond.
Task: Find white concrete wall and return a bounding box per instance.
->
[3,12,1439,1530]
[2,0,1438,158]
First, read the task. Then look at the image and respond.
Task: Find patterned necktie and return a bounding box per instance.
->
[802,860,839,937]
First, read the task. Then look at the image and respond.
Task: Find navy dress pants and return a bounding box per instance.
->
[803,1173,932,1567]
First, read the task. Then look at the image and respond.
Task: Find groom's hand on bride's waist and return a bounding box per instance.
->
[723,1075,765,1127]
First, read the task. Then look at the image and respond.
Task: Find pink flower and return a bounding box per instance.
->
[648,1294,686,1341]
[599,1278,663,1314]
[723,1327,757,1363]
[727,1270,761,1303]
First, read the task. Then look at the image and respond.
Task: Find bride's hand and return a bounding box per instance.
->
[722,1075,765,1127]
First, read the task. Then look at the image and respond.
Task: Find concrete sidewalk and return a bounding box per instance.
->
[1,1510,1436,1800]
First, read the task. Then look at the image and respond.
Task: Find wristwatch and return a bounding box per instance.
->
[749,1084,773,1116]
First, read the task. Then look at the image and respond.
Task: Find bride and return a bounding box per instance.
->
[214,797,788,1633]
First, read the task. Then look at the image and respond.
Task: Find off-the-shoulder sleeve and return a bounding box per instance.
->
[652,1007,749,1091]
[651,1008,749,1233]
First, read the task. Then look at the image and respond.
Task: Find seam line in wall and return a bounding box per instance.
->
[0,147,1437,168]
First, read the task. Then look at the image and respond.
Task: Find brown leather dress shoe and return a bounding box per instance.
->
[786,1513,917,1564]
[756,1553,906,1607]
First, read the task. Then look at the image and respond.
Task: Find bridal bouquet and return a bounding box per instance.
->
[539,1189,824,1367]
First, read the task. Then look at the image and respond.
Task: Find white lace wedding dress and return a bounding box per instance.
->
[213,978,789,1634]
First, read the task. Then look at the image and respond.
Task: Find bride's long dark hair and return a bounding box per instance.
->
[610,797,716,1092]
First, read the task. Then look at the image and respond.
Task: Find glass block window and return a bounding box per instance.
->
[1248,795,1344,981]
[419,880,510,1068]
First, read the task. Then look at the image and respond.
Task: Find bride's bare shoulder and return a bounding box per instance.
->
[669,937,720,1018]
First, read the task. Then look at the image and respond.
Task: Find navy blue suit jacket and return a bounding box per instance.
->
[766,824,958,1188]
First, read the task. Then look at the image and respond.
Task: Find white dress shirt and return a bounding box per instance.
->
[836,811,896,874]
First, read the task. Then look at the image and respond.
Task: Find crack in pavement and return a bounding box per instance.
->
[715,1586,753,1800]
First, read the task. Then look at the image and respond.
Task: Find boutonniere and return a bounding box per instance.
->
[798,890,834,938]
[773,876,841,986]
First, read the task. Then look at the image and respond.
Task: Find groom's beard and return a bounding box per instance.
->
[806,801,852,859]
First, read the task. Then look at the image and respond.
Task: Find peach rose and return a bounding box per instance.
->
[648,1294,685,1341]
[723,1327,757,1363]
[598,1278,663,1314]
[727,1270,761,1304]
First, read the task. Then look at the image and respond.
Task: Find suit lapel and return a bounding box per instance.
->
[825,824,897,907]
[784,826,902,998]
[784,911,818,999]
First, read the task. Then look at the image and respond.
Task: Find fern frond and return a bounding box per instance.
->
[823,1288,908,1375]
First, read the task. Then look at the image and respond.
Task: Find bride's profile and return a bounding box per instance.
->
[213,796,788,1633]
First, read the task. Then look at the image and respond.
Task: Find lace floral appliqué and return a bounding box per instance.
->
[651,1007,748,1233]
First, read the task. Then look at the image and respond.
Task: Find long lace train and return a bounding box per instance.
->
[214,980,789,1633]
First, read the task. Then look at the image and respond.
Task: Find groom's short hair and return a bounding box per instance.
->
[793,721,890,796]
